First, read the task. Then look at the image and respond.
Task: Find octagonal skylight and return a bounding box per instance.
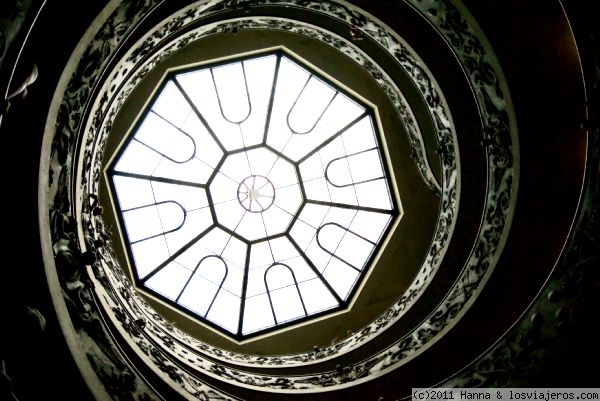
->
[107,48,400,339]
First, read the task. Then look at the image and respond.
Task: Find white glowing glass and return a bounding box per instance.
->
[108,50,398,338]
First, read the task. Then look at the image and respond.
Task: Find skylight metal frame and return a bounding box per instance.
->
[106,48,400,341]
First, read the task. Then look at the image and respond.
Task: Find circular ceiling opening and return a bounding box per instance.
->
[106,48,400,340]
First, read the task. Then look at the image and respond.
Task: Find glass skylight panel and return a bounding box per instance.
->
[327,228,375,271]
[211,63,251,123]
[355,179,393,209]
[112,175,156,209]
[262,207,293,237]
[265,57,366,162]
[124,201,184,243]
[176,55,277,151]
[287,77,336,134]
[269,236,299,262]
[236,212,268,241]
[322,258,360,300]
[248,241,274,269]
[113,141,163,176]
[269,285,306,323]
[242,295,275,334]
[178,272,223,316]
[146,262,193,300]
[135,113,195,163]
[130,237,170,280]
[349,210,393,243]
[245,265,272,298]
[299,278,339,314]
[152,158,215,185]
[205,291,241,333]
[108,49,399,339]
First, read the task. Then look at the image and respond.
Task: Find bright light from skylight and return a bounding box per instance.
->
[108,49,399,339]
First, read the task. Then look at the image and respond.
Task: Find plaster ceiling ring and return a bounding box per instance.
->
[38,0,511,396]
[81,7,457,366]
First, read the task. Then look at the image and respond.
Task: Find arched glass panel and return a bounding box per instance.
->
[123,200,185,244]
[211,62,251,124]
[264,263,307,324]
[177,255,228,317]
[287,75,337,135]
[325,147,385,188]
[316,222,375,271]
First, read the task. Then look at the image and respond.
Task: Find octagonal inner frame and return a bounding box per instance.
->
[106,47,401,340]
[210,146,303,241]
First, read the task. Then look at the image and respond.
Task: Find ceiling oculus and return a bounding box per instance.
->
[107,48,400,340]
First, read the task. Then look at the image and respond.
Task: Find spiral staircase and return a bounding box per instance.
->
[1,1,598,400]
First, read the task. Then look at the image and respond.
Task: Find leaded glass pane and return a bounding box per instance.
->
[108,49,399,339]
